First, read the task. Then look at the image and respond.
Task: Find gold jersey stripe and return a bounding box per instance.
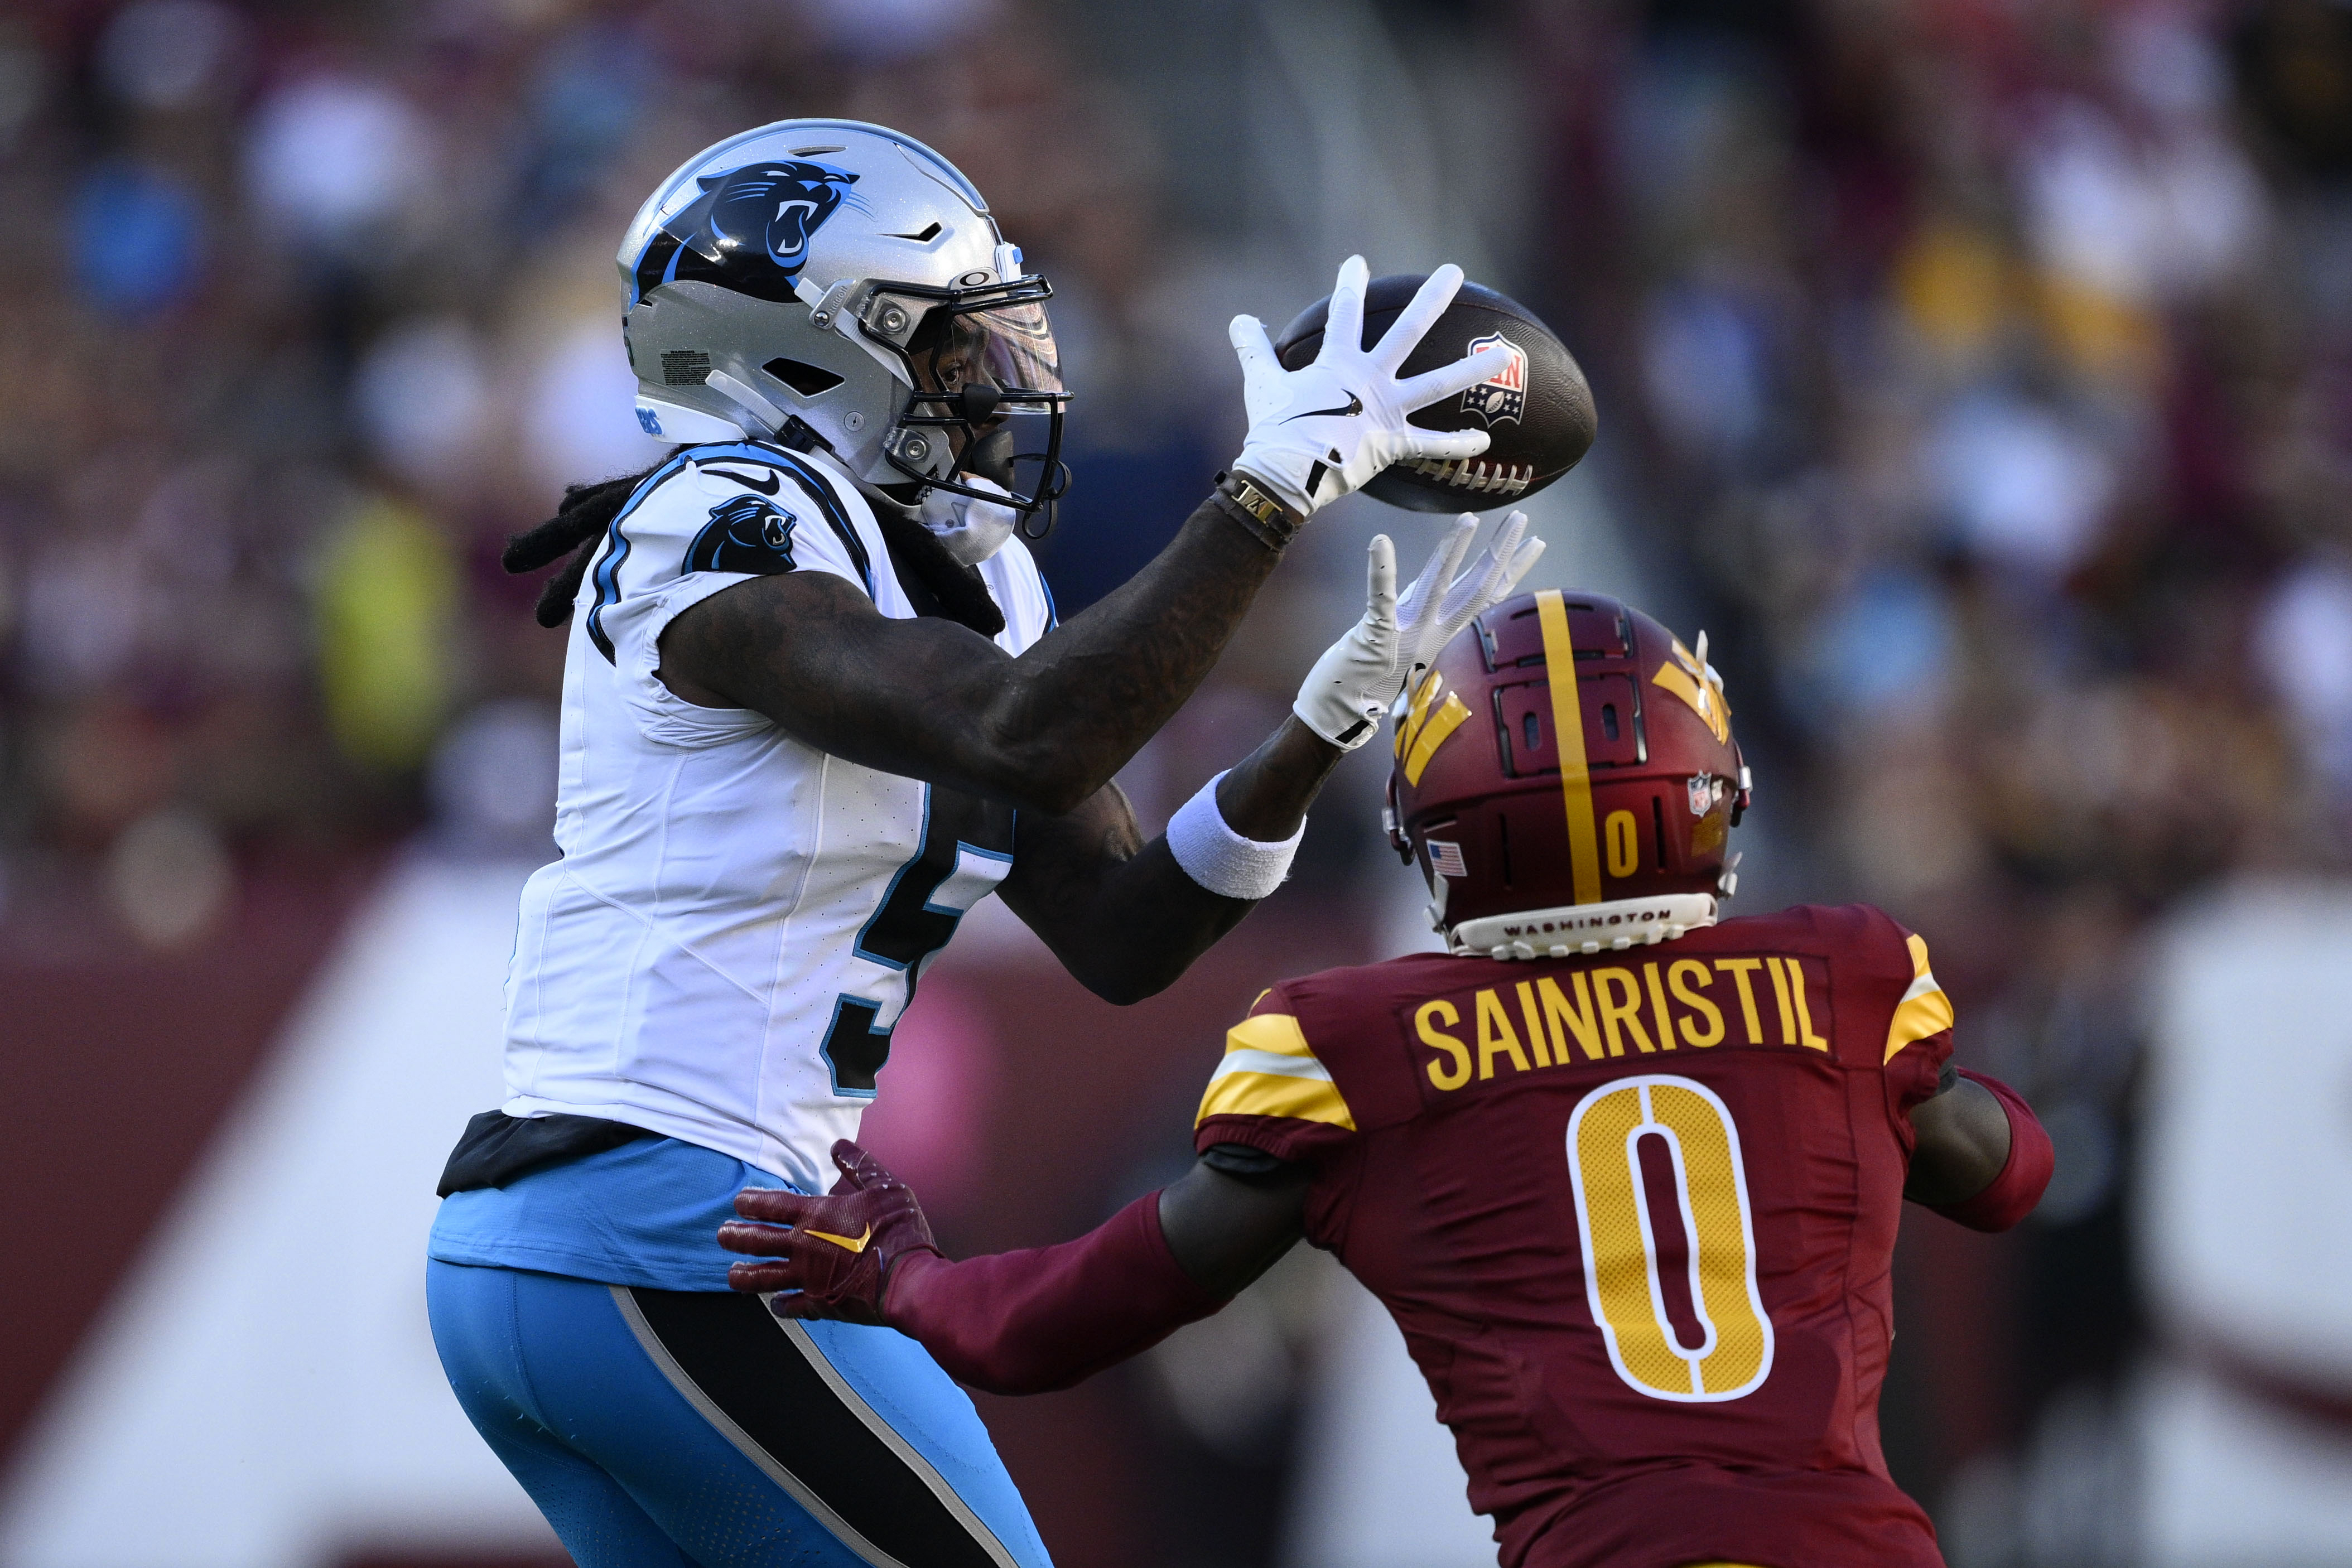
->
[1536,590,1603,905]
[1197,1068,1357,1130]
[1402,692,1472,785]
[1198,1011,1356,1129]
[1884,932,1954,1063]
[1225,1010,1317,1059]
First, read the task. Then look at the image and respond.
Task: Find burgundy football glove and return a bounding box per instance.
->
[719,1140,940,1324]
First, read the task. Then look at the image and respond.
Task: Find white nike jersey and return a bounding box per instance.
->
[500,440,1054,1191]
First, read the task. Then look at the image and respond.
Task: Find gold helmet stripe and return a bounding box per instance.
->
[1536,590,1604,905]
[1402,692,1471,785]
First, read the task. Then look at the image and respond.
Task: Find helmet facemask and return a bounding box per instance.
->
[855,277,1069,538]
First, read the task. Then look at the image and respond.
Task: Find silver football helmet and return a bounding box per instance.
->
[618,119,1067,530]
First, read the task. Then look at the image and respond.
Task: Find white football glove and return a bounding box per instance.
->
[1230,258,1516,519]
[1294,510,1546,750]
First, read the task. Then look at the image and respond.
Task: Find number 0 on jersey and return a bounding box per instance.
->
[1566,1075,1774,1401]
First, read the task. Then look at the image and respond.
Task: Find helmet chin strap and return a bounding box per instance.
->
[1445,892,1720,961]
[1423,862,1450,935]
[839,465,1018,568]
[915,475,1019,566]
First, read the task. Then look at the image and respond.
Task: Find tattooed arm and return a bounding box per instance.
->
[658,493,1284,814]
[996,717,1343,1004]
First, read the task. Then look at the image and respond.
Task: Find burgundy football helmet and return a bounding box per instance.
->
[1386,589,1752,959]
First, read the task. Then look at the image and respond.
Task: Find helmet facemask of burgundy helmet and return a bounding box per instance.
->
[1385,590,1752,961]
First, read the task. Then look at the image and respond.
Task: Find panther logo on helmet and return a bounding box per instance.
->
[665,160,862,284]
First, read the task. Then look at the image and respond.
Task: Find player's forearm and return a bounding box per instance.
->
[1010,720,1344,1003]
[1087,719,1344,998]
[1035,841,1255,1003]
[973,493,1286,810]
[883,1192,1228,1396]
[1213,715,1346,841]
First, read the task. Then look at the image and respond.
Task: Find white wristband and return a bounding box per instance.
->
[1165,771,1305,901]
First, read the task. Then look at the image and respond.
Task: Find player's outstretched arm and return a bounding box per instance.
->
[721,1141,1305,1396]
[1906,1067,2054,1230]
[997,517,1543,1003]
[656,261,1511,817]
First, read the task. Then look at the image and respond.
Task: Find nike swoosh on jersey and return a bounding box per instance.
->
[703,466,782,495]
[803,1223,873,1253]
[1283,393,1364,422]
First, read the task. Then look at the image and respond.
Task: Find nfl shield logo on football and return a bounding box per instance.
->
[1458,332,1527,426]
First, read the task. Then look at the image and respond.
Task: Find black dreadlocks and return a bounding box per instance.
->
[502,466,659,628]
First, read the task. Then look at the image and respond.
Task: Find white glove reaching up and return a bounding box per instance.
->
[1294,510,1546,750]
[1231,258,1516,519]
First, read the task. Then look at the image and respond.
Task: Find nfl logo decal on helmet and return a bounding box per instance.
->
[1458,332,1527,427]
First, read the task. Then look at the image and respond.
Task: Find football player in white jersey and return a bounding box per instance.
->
[425,119,1541,1568]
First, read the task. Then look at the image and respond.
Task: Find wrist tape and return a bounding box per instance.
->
[1167,771,1305,901]
[1931,1069,2055,1233]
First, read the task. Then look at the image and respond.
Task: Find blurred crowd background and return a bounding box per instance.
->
[3,2,2350,1567]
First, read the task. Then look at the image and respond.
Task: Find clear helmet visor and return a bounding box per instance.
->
[963,298,1061,393]
[871,287,1063,396]
[863,277,1070,535]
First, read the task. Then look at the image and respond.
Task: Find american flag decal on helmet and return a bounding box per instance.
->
[1459,332,1528,426]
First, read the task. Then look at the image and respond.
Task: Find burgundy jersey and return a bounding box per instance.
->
[1194,905,1955,1568]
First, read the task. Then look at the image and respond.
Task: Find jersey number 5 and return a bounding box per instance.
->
[821,785,1015,1098]
[1565,1074,1774,1401]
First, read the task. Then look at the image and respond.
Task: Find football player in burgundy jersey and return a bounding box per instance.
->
[719,590,2054,1568]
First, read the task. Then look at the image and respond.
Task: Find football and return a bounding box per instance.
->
[1274,274,1596,512]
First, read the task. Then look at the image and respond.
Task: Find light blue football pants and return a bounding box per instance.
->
[426,1260,1053,1568]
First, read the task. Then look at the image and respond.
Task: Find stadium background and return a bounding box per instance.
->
[1,1,2348,1565]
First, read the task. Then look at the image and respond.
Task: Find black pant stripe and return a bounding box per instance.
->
[610,1288,899,1567]
[617,1287,1011,1568]
[767,1317,1020,1568]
